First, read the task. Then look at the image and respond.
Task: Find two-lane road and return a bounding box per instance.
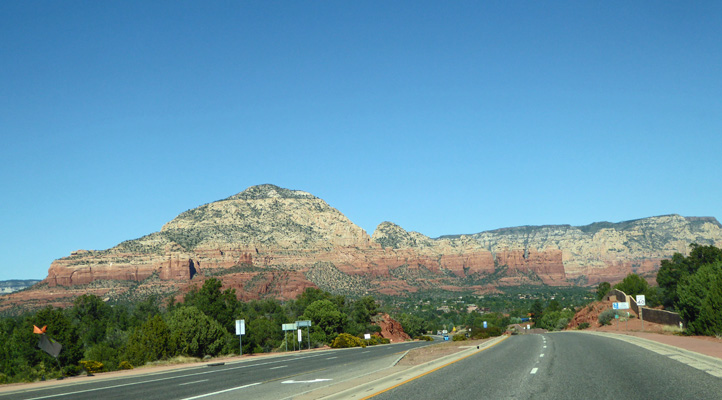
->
[371,332,722,400]
[0,340,435,400]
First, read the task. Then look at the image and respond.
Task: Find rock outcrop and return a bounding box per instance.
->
[372,313,411,342]
[2,184,721,312]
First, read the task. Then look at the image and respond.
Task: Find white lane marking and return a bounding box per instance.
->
[181,382,261,399]
[327,356,338,360]
[530,368,539,374]
[269,365,287,370]
[543,345,547,348]
[540,354,545,358]
[282,379,332,384]
[179,379,209,386]
[23,353,324,399]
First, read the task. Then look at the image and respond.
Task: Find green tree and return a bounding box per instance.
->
[184,278,240,333]
[124,315,170,366]
[529,300,544,324]
[397,313,426,337]
[613,273,649,296]
[247,318,280,353]
[546,299,561,313]
[596,282,611,301]
[32,307,83,372]
[71,294,112,347]
[301,300,347,344]
[351,296,378,324]
[537,309,574,331]
[166,306,231,358]
[676,262,722,336]
[130,295,161,327]
[614,273,660,307]
[658,244,722,308]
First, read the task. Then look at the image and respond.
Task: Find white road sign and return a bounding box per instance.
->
[636,295,646,306]
[235,319,245,335]
[613,302,630,310]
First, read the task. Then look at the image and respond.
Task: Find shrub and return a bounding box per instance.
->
[364,335,390,346]
[598,309,617,326]
[555,318,570,331]
[452,334,467,341]
[415,335,433,341]
[79,360,104,374]
[577,322,590,330]
[330,333,366,348]
[118,361,133,370]
[374,335,390,344]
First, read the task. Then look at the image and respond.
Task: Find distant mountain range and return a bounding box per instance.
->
[2,184,720,313]
[0,280,41,294]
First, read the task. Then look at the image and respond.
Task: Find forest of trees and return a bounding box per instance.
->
[0,280,383,383]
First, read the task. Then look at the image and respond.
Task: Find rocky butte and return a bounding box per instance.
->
[2,184,721,312]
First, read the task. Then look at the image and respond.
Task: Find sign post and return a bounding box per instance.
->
[235,320,245,356]
[296,320,312,350]
[297,329,302,350]
[636,295,646,331]
[282,323,297,352]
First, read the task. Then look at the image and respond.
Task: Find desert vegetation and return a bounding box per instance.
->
[0,281,385,384]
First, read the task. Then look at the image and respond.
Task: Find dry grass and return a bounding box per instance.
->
[144,356,201,367]
[396,338,491,366]
[662,325,684,334]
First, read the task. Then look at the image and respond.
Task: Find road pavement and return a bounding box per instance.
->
[368,332,722,400]
[0,340,434,400]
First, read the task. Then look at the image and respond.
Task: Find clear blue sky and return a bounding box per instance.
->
[1,1,720,280]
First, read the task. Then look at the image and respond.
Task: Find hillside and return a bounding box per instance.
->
[2,184,721,312]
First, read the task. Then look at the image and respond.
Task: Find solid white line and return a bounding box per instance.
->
[179,379,209,386]
[180,382,262,400]
[23,354,320,399]
[530,368,539,374]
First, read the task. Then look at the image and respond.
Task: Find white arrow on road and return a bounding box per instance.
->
[282,378,332,384]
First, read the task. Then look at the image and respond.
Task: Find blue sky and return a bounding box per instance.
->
[1,1,720,280]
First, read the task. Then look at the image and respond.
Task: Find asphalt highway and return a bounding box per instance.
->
[369,332,722,400]
[0,340,435,400]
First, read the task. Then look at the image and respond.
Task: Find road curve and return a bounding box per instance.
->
[368,332,722,400]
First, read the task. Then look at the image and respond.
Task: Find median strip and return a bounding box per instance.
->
[355,336,509,400]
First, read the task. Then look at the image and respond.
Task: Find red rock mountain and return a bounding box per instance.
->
[2,184,721,312]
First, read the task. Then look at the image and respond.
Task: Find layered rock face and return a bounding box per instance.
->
[5,184,722,310]
[464,215,722,285]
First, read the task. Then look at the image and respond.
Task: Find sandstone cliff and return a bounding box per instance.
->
[3,184,721,312]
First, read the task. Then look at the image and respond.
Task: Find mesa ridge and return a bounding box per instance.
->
[2,184,721,312]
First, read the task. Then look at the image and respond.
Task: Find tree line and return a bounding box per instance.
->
[0,279,382,383]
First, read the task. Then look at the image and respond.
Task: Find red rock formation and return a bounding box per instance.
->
[373,313,411,342]
[6,185,720,313]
